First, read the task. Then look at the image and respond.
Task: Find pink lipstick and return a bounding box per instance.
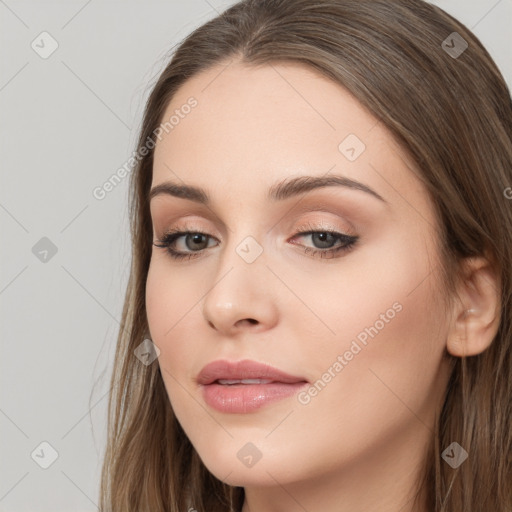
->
[197,359,308,413]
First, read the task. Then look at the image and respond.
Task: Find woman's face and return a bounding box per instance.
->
[146,60,453,497]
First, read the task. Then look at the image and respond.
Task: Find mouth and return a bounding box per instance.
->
[216,378,275,385]
[197,359,308,385]
[197,359,309,413]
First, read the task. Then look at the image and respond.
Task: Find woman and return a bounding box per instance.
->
[99,1,512,511]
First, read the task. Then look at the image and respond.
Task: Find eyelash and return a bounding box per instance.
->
[153,221,359,261]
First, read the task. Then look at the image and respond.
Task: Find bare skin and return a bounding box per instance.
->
[145,59,500,512]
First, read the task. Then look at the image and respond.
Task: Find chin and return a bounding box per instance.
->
[191,440,306,488]
[201,459,283,487]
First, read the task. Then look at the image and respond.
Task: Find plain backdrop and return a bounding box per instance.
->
[1,0,511,510]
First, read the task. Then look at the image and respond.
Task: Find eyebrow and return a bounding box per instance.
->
[149,174,388,204]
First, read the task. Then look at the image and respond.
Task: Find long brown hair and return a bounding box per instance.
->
[99,1,512,510]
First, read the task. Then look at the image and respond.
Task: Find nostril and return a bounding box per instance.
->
[238,318,258,326]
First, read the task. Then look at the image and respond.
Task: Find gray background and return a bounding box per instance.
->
[0,1,510,510]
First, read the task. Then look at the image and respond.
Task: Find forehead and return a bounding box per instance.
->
[151,60,427,211]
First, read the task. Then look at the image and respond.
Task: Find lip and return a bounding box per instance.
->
[197,359,309,413]
[197,359,307,385]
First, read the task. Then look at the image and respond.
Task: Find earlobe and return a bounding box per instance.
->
[446,255,501,358]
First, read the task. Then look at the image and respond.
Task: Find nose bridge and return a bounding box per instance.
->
[201,220,275,330]
[219,208,269,267]
[209,224,267,298]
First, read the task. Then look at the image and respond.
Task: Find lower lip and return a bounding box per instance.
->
[201,382,309,413]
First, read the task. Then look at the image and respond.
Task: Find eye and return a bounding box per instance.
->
[153,221,359,261]
[288,221,358,259]
[153,228,217,261]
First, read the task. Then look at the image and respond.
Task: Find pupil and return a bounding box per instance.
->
[189,233,206,249]
[313,232,334,248]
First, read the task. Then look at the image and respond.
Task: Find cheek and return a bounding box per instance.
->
[284,229,446,418]
[285,228,441,359]
[145,259,197,341]
[294,232,446,420]
[145,261,172,340]
[145,258,207,382]
[145,261,198,413]
[146,262,186,376]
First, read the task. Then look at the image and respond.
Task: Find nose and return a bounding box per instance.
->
[201,237,279,336]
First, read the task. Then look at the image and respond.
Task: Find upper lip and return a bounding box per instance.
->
[197,359,308,385]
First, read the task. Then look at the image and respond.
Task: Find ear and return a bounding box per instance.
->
[446,255,501,357]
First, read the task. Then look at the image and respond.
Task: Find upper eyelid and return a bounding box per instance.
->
[149,192,370,232]
[152,207,357,234]
[155,219,354,236]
